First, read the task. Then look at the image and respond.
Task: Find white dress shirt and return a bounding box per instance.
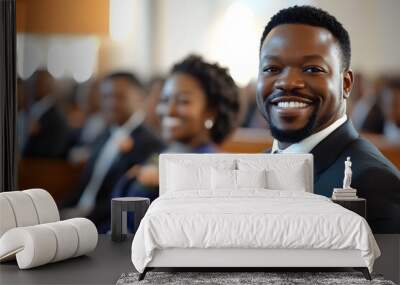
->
[271,115,348,154]
[77,111,145,210]
[29,95,55,121]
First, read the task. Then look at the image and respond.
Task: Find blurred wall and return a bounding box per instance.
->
[310,0,400,76]
[16,0,109,34]
[106,0,153,79]
[16,0,400,83]
[153,0,400,84]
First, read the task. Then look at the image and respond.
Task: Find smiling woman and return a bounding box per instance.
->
[110,55,241,210]
[159,55,240,146]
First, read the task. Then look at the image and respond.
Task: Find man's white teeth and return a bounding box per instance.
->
[277,101,308,108]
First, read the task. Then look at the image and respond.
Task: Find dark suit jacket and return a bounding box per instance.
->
[267,120,400,233]
[65,123,164,230]
[311,120,400,233]
[23,105,69,158]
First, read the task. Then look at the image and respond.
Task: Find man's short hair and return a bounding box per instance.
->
[260,5,351,70]
[105,71,144,90]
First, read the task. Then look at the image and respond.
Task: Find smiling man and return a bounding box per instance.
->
[256,6,400,233]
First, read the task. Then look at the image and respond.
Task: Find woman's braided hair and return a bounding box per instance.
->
[171,55,240,144]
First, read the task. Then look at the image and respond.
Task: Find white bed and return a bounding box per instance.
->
[131,154,380,280]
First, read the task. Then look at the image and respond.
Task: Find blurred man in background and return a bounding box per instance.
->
[62,72,164,232]
[143,76,165,135]
[23,70,70,158]
[381,79,400,143]
[67,78,107,163]
[350,73,385,134]
[17,78,28,153]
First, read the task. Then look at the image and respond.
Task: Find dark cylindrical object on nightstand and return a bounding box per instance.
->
[111,197,150,242]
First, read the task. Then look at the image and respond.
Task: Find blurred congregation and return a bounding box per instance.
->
[15,0,400,232]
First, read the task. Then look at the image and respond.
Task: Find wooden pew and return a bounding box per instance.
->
[363,133,400,169]
[220,128,400,169]
[17,129,399,207]
[219,128,272,153]
[18,159,85,204]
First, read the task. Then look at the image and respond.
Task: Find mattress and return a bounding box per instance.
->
[131,190,380,273]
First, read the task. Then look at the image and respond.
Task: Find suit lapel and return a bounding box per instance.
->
[311,120,359,180]
[85,130,111,170]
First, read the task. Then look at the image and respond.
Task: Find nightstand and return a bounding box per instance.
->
[331,198,366,218]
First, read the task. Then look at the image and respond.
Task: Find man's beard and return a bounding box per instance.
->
[265,104,319,143]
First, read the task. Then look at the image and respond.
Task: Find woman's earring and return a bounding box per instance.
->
[204,119,214,129]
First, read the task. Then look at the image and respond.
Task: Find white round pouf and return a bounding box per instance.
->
[0,191,39,227]
[0,218,98,269]
[0,195,17,238]
[0,226,57,269]
[42,221,79,262]
[0,189,98,269]
[66,218,98,257]
[23,189,60,224]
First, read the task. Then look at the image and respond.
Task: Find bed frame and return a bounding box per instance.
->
[139,248,371,280]
[138,154,372,281]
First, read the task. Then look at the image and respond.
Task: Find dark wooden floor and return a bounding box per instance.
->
[0,235,134,285]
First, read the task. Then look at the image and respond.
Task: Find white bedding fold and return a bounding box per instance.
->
[131,190,380,273]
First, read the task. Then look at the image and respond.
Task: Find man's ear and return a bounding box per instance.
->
[343,69,354,99]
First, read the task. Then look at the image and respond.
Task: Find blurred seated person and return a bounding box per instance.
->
[61,72,164,232]
[143,76,165,135]
[112,55,240,202]
[381,78,400,143]
[350,73,385,133]
[68,79,107,163]
[17,78,28,153]
[23,70,70,158]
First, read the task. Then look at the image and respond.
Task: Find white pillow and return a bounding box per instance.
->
[267,165,307,191]
[236,169,267,189]
[167,162,211,191]
[237,158,309,192]
[211,168,236,190]
[211,169,268,190]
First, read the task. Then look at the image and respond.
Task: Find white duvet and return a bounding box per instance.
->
[131,190,380,273]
